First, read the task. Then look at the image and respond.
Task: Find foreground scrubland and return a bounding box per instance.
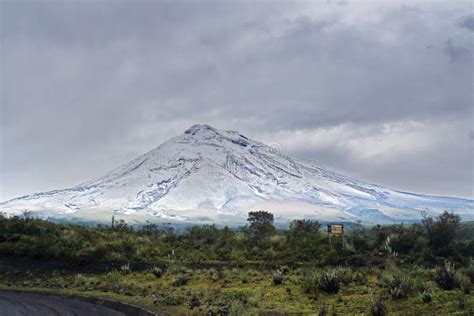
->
[0,211,472,315]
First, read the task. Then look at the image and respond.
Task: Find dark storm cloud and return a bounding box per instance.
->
[1,0,473,200]
[459,15,474,32]
[445,38,471,62]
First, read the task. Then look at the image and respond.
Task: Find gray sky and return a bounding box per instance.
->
[1,0,473,201]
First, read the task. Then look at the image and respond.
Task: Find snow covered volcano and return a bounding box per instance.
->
[1,124,473,225]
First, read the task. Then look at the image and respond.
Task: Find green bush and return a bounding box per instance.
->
[369,297,387,316]
[435,261,455,290]
[381,269,412,299]
[454,272,471,294]
[239,270,250,284]
[279,265,290,275]
[172,274,190,287]
[458,295,465,310]
[168,264,190,274]
[415,279,433,303]
[335,267,353,285]
[272,270,283,285]
[224,288,253,304]
[318,304,328,316]
[151,266,163,278]
[464,261,474,283]
[188,295,200,309]
[120,263,131,274]
[422,211,460,257]
[419,290,433,303]
[0,211,471,269]
[301,271,318,294]
[318,271,340,294]
[353,271,368,285]
[247,289,263,307]
[155,293,185,306]
[208,268,219,282]
[106,270,121,284]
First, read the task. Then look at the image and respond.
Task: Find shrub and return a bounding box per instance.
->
[383,236,398,258]
[229,300,246,315]
[381,269,412,299]
[422,211,460,257]
[106,270,121,284]
[335,267,353,285]
[218,268,230,280]
[318,271,340,294]
[272,270,283,285]
[369,297,387,316]
[155,293,185,306]
[436,261,455,290]
[458,295,465,310]
[151,266,163,278]
[168,264,190,274]
[120,263,131,274]
[419,290,432,303]
[247,289,263,307]
[189,295,200,309]
[172,274,190,287]
[280,265,290,275]
[74,273,87,286]
[301,271,318,294]
[353,271,368,285]
[208,268,219,282]
[454,272,471,294]
[318,304,328,316]
[415,280,433,303]
[464,261,474,283]
[224,288,253,304]
[239,270,249,284]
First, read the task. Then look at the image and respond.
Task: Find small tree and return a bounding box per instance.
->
[287,219,321,261]
[142,221,160,236]
[247,211,276,240]
[289,219,320,239]
[422,211,460,257]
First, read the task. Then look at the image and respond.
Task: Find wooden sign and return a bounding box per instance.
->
[328,223,344,235]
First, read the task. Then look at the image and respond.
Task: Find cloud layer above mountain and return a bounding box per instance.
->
[1,0,472,200]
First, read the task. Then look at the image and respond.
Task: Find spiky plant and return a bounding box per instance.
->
[272,270,283,285]
[318,271,340,294]
[436,261,455,290]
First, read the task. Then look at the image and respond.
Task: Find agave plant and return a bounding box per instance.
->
[381,269,412,299]
[120,263,131,274]
[272,270,283,285]
[436,261,455,290]
[318,271,340,294]
[370,297,387,316]
[151,266,163,278]
[383,236,398,258]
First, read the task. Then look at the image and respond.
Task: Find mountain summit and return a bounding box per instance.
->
[1,124,473,224]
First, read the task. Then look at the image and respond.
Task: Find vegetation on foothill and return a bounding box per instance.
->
[0,210,472,314]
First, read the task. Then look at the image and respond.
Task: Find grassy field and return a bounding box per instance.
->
[0,259,472,315]
[1,212,473,315]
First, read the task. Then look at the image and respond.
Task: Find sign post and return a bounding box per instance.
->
[327,223,344,246]
[328,223,344,235]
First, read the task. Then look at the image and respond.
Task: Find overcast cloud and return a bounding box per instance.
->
[0,0,473,200]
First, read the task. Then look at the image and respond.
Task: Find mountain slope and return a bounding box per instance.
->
[1,124,473,224]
